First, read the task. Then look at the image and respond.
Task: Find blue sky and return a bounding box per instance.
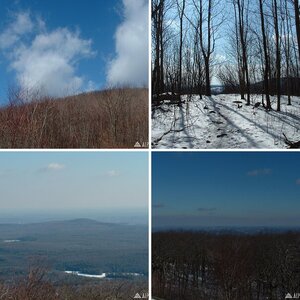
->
[153,152,300,228]
[0,151,148,224]
[0,0,148,104]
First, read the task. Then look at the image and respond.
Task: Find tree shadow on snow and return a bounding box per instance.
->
[207,96,282,148]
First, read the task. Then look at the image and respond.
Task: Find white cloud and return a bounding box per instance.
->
[247,168,272,176]
[46,163,65,171]
[39,162,65,172]
[0,12,33,49]
[107,0,148,87]
[11,28,93,97]
[0,12,95,98]
[198,207,217,212]
[107,170,120,177]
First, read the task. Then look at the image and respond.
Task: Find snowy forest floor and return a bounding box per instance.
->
[152,94,300,149]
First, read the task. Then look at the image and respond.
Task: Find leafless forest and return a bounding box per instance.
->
[152,0,300,148]
[152,231,300,300]
[152,0,300,106]
[0,267,147,300]
[0,88,148,148]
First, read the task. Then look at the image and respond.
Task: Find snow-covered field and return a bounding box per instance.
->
[152,94,300,149]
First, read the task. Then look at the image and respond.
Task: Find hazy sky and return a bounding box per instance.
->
[153,152,300,228]
[0,152,148,219]
[0,0,148,103]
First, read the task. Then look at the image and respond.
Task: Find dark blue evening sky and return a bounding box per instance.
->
[152,152,300,228]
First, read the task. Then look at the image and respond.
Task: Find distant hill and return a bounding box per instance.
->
[250,77,300,95]
[0,88,148,148]
[211,85,225,95]
[222,77,300,95]
[0,218,148,280]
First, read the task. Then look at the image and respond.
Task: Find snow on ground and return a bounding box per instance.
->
[3,239,20,243]
[152,94,300,149]
[64,271,144,279]
[65,271,106,279]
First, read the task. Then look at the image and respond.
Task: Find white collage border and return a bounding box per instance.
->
[1,1,300,298]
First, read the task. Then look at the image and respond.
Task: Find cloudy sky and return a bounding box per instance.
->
[0,0,148,103]
[153,152,300,229]
[0,152,148,223]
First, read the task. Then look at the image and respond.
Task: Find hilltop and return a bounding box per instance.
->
[0,88,148,148]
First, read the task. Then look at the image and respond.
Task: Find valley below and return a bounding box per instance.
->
[0,218,148,283]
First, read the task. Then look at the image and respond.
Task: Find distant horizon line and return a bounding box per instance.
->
[0,217,148,226]
[0,210,148,225]
[153,225,300,232]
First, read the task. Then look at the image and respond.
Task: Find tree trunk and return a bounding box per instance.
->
[294,0,300,63]
[259,0,272,109]
[273,0,281,111]
[205,58,211,96]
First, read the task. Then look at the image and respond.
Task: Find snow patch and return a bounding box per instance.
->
[65,271,106,279]
[3,239,20,243]
[152,94,300,149]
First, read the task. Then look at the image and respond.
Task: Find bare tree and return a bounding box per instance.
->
[233,0,251,105]
[176,0,186,97]
[259,0,272,109]
[152,0,165,99]
[272,0,281,111]
[293,0,300,63]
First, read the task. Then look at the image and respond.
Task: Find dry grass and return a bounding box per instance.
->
[0,88,148,148]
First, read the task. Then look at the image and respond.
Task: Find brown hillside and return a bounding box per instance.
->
[0,88,148,148]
